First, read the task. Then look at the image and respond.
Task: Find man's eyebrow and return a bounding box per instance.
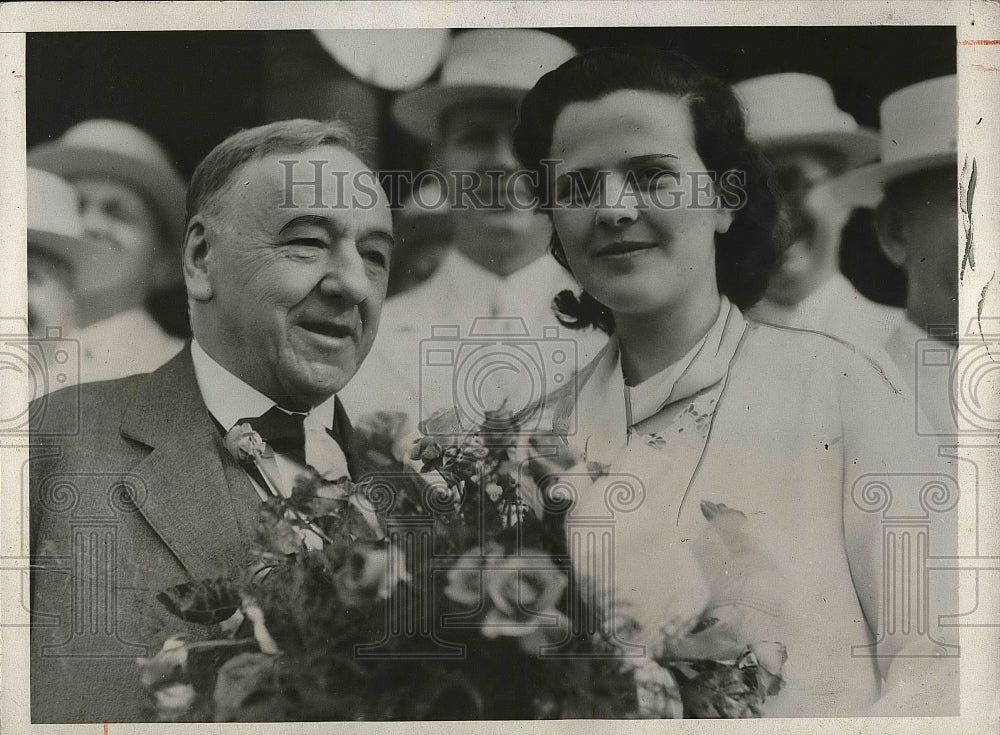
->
[277,214,342,236]
[361,228,397,250]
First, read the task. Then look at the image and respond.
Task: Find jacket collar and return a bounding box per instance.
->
[565,298,748,463]
[119,344,256,580]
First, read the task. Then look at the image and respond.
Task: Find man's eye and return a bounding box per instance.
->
[361,249,389,269]
[456,131,493,147]
[287,238,327,248]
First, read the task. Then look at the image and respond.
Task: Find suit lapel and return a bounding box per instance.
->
[120,346,256,580]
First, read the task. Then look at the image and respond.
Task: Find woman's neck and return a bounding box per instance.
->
[614,284,722,385]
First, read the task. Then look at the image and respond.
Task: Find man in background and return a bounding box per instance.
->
[829,75,959,432]
[28,119,186,382]
[735,73,903,354]
[341,29,606,428]
[26,168,89,345]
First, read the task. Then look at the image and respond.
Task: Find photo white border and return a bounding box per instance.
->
[1,2,997,734]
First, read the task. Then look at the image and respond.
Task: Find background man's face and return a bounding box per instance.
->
[73,176,166,301]
[194,145,394,409]
[888,167,958,330]
[27,247,77,338]
[437,103,540,241]
[764,147,848,305]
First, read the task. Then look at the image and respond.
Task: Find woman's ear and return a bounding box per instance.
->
[873,200,907,267]
[183,216,213,302]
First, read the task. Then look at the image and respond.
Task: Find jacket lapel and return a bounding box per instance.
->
[120,346,256,580]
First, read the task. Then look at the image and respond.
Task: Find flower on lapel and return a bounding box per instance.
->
[224,423,269,465]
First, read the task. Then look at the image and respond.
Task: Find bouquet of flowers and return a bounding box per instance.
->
[137,409,786,721]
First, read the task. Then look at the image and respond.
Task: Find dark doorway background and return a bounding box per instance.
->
[27,26,957,314]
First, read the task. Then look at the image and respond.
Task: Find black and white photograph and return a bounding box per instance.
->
[1,2,998,731]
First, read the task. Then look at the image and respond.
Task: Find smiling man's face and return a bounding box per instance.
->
[190,145,394,409]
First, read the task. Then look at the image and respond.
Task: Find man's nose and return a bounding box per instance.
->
[594,173,640,229]
[79,201,109,239]
[317,242,372,303]
[483,135,519,171]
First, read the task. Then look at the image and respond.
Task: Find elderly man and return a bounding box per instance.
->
[734,74,903,354]
[340,29,606,429]
[29,119,394,723]
[829,75,958,433]
[28,119,187,381]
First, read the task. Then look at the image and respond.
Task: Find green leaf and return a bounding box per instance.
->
[212,652,279,722]
[676,660,763,718]
[157,579,241,625]
[257,503,305,555]
[343,503,381,541]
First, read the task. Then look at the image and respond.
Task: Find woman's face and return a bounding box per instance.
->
[549,90,732,319]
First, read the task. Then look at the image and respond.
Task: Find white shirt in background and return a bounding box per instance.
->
[341,250,607,426]
[748,272,903,360]
[78,308,184,384]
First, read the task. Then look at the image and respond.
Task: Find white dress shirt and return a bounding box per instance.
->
[191,339,350,500]
[748,272,903,359]
[78,307,184,384]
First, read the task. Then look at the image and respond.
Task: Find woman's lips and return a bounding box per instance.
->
[592,240,657,258]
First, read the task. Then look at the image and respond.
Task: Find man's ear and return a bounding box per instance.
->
[183,215,213,302]
[873,200,907,267]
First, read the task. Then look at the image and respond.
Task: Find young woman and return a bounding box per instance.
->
[513,47,957,717]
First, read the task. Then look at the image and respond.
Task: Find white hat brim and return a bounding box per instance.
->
[826,152,956,208]
[757,129,881,170]
[28,228,118,288]
[27,143,187,249]
[393,84,526,142]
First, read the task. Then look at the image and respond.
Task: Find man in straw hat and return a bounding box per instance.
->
[26,168,90,346]
[340,29,606,426]
[735,73,903,354]
[28,119,186,382]
[828,75,959,433]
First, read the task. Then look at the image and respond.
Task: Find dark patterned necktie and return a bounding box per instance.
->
[236,406,307,465]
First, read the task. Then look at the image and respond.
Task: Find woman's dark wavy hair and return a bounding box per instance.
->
[513,46,787,334]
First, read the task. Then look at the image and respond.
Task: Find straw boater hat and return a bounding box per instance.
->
[733,73,880,169]
[827,75,957,208]
[392,29,576,142]
[27,167,110,284]
[27,119,187,252]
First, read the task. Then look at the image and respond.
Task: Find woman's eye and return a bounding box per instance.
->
[635,168,681,188]
[556,173,600,205]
